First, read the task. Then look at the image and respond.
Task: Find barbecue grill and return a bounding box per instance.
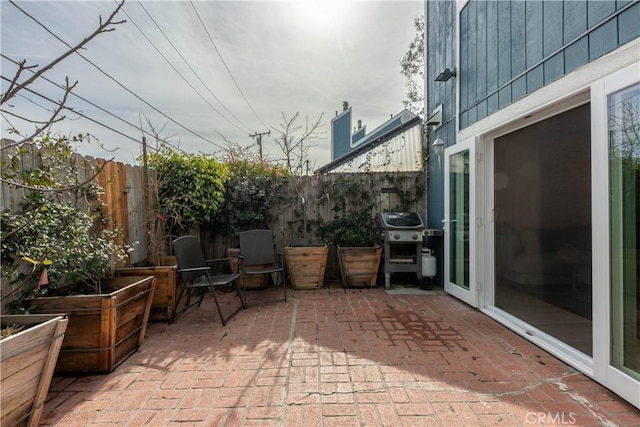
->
[376,212,425,288]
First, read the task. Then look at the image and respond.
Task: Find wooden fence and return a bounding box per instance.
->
[210,172,426,280]
[0,142,148,266]
[1,141,425,285]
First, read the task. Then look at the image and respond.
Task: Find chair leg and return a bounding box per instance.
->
[195,288,206,307]
[208,285,227,326]
[235,280,247,309]
[171,286,207,323]
[278,270,287,303]
[240,271,287,307]
[171,286,191,324]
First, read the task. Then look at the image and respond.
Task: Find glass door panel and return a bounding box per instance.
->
[444,138,477,306]
[450,151,470,289]
[493,105,592,356]
[609,82,640,381]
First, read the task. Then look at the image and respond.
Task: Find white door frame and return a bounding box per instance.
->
[444,137,478,307]
[591,61,640,408]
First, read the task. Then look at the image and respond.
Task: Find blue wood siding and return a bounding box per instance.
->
[543,1,563,57]
[331,110,351,160]
[525,1,543,68]
[425,0,456,230]
[458,0,639,130]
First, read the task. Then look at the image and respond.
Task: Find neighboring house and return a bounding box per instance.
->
[321,103,422,173]
[423,0,639,408]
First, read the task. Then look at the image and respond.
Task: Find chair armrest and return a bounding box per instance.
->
[205,257,234,265]
[176,266,210,273]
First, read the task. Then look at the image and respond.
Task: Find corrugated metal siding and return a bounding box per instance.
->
[326,124,423,173]
[459,0,640,129]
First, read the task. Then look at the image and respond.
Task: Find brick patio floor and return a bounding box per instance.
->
[40,283,640,426]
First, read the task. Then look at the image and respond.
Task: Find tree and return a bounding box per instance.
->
[400,15,425,117]
[0,1,128,305]
[1,1,125,191]
[272,112,325,245]
[272,112,325,176]
[1,1,125,146]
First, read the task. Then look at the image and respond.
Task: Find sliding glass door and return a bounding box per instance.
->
[608,81,640,382]
[493,105,593,356]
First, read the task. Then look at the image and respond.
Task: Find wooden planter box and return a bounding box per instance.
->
[337,246,382,288]
[284,245,328,289]
[226,248,267,288]
[1,314,68,427]
[29,276,155,375]
[115,256,183,322]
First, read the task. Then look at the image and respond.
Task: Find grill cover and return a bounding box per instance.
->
[376,212,424,229]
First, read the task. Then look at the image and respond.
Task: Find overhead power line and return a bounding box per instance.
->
[1,53,183,153]
[9,0,227,151]
[135,0,255,135]
[117,6,233,140]
[2,75,152,149]
[189,0,269,131]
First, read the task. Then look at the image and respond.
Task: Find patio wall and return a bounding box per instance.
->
[209,172,426,281]
[1,141,425,301]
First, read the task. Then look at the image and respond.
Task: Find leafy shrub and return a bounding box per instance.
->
[147,147,230,235]
[219,159,289,237]
[1,192,129,311]
[319,212,376,247]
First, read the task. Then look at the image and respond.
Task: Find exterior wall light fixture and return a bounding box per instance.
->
[425,104,443,127]
[435,67,456,82]
[432,136,445,164]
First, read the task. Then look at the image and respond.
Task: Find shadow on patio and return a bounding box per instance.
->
[40,282,639,426]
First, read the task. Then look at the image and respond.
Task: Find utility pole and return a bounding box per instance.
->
[249,130,270,162]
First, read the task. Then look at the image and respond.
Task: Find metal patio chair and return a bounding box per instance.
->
[171,236,243,325]
[238,229,287,307]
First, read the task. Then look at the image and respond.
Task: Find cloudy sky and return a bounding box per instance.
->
[1,0,423,169]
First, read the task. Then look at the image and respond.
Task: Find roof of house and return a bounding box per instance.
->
[317,114,423,174]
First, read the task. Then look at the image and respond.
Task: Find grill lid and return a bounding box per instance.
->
[376,212,424,229]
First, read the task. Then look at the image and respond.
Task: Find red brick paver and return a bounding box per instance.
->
[40,284,640,426]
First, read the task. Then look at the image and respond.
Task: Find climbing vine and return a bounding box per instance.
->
[218,159,289,238]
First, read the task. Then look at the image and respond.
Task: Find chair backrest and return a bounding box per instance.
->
[172,236,207,283]
[238,229,276,267]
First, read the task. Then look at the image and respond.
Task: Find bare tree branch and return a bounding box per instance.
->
[1,60,38,102]
[1,0,125,105]
[1,78,78,149]
[272,112,325,175]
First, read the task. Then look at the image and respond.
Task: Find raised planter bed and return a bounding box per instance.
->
[1,314,68,427]
[29,276,155,375]
[337,246,382,288]
[115,256,183,322]
[284,245,328,289]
